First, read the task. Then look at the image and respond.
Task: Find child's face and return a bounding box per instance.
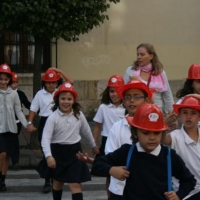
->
[136,128,162,153]
[109,87,121,106]
[10,81,18,90]
[0,73,10,90]
[58,91,74,114]
[45,81,58,93]
[179,108,200,129]
[123,88,147,116]
[192,80,200,94]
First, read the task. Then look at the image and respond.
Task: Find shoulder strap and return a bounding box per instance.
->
[126,145,134,170]
[167,147,172,191]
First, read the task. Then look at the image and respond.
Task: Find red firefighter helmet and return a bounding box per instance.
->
[173,96,200,114]
[0,63,12,75]
[107,75,125,87]
[42,69,61,82]
[187,63,200,79]
[126,103,168,131]
[54,82,78,100]
[11,72,19,82]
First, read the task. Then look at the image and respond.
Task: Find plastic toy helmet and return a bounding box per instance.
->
[173,96,200,114]
[11,72,19,82]
[42,69,61,82]
[54,82,78,100]
[115,80,155,99]
[126,103,168,131]
[107,75,125,87]
[0,63,12,75]
[187,63,200,79]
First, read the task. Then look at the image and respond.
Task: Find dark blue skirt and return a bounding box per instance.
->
[37,142,91,183]
[0,132,19,165]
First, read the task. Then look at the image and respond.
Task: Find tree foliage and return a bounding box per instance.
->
[0,0,120,41]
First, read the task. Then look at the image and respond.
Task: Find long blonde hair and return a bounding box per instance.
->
[132,43,163,75]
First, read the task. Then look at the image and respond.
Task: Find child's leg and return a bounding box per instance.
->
[0,152,7,192]
[68,183,83,200]
[52,179,64,200]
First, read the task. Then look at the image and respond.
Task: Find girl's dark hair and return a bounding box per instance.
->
[52,94,82,119]
[0,73,12,86]
[130,126,138,144]
[100,86,122,105]
[132,43,163,75]
[176,79,194,98]
[41,78,63,89]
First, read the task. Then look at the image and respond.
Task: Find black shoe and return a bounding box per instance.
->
[0,183,7,192]
[43,183,52,193]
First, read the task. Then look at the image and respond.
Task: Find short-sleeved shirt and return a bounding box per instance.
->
[170,127,200,199]
[30,88,57,117]
[93,103,125,137]
[105,118,132,195]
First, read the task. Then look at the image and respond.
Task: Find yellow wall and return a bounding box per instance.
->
[53,0,200,81]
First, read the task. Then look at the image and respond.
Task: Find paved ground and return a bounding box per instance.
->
[1,169,107,200]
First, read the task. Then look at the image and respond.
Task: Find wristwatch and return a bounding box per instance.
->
[27,121,32,125]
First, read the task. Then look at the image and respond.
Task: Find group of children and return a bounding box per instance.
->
[0,61,200,200]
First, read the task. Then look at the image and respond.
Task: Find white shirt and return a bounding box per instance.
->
[42,109,96,158]
[93,103,125,137]
[105,118,132,195]
[30,88,57,117]
[170,127,200,199]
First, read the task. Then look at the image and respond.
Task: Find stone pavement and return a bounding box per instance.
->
[1,169,107,200]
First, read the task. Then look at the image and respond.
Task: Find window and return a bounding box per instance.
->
[0,32,55,73]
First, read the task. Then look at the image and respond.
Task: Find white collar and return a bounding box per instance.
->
[181,126,200,144]
[136,142,161,156]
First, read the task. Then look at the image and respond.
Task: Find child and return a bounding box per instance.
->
[162,96,200,200]
[0,63,35,192]
[176,63,200,104]
[92,75,125,198]
[40,82,99,200]
[92,103,196,200]
[10,72,31,169]
[77,80,177,200]
[27,67,73,193]
[93,74,125,156]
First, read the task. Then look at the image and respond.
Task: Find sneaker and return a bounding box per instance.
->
[0,183,7,192]
[42,183,52,193]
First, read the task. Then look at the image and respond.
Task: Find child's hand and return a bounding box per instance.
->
[109,166,130,181]
[165,110,178,129]
[26,124,37,132]
[164,191,180,200]
[76,151,94,164]
[46,156,56,169]
[92,146,100,155]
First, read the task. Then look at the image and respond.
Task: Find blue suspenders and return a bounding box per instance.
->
[126,145,172,191]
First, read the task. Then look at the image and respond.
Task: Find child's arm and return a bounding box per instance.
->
[76,151,94,164]
[49,67,73,84]
[93,122,102,147]
[161,130,172,146]
[164,110,178,130]
[186,94,200,99]
[109,166,130,181]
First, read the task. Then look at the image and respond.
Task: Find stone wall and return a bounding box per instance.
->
[18,77,185,119]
